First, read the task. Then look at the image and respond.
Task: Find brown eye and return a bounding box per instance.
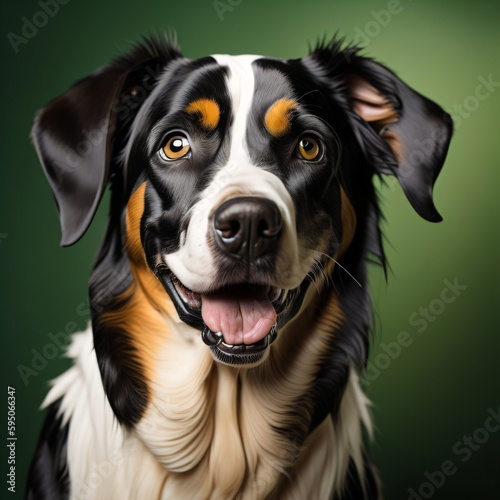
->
[160,134,191,161]
[298,136,321,161]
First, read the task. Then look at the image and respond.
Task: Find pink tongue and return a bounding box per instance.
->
[201,287,276,345]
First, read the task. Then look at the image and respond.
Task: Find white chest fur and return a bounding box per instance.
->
[44,323,371,499]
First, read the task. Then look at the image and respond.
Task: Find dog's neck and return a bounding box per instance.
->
[96,250,345,496]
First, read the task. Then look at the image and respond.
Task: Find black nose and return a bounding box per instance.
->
[213,197,282,259]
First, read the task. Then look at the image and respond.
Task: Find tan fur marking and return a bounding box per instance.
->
[126,182,147,265]
[185,98,220,130]
[98,275,167,384]
[100,183,180,383]
[338,187,357,258]
[264,98,297,137]
[125,182,178,319]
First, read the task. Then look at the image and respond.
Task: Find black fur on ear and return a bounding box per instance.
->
[32,35,182,246]
[305,38,453,222]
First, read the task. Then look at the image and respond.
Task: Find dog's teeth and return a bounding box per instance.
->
[186,291,202,309]
[269,324,278,344]
[171,273,202,309]
[221,342,246,354]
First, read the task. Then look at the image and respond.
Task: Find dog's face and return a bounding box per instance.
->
[131,54,358,365]
[33,38,452,373]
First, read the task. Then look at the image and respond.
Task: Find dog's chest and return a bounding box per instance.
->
[47,314,367,500]
[134,339,300,497]
[128,301,337,498]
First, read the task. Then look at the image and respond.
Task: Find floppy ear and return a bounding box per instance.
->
[343,57,453,222]
[32,36,181,246]
[305,42,453,222]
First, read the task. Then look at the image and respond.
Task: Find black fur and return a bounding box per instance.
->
[26,399,69,500]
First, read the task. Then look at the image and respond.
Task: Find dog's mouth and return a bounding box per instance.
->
[160,271,298,366]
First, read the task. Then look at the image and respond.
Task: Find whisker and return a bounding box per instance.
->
[308,249,363,288]
[315,258,329,285]
[333,259,362,288]
[306,262,322,294]
[307,257,332,295]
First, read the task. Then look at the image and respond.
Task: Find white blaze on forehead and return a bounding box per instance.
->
[164,55,316,293]
[211,54,260,162]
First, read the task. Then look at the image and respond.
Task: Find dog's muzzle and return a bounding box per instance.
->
[157,196,306,366]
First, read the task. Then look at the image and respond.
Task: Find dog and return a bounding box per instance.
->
[26,35,452,499]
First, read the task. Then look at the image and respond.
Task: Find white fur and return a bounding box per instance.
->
[44,326,373,499]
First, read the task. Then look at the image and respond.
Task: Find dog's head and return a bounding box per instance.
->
[33,37,452,373]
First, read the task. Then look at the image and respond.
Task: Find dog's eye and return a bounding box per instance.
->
[159,134,191,161]
[298,136,322,161]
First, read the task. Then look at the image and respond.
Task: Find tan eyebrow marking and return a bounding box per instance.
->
[185,98,220,130]
[264,98,298,137]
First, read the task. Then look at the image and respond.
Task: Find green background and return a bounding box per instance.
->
[1,0,499,498]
